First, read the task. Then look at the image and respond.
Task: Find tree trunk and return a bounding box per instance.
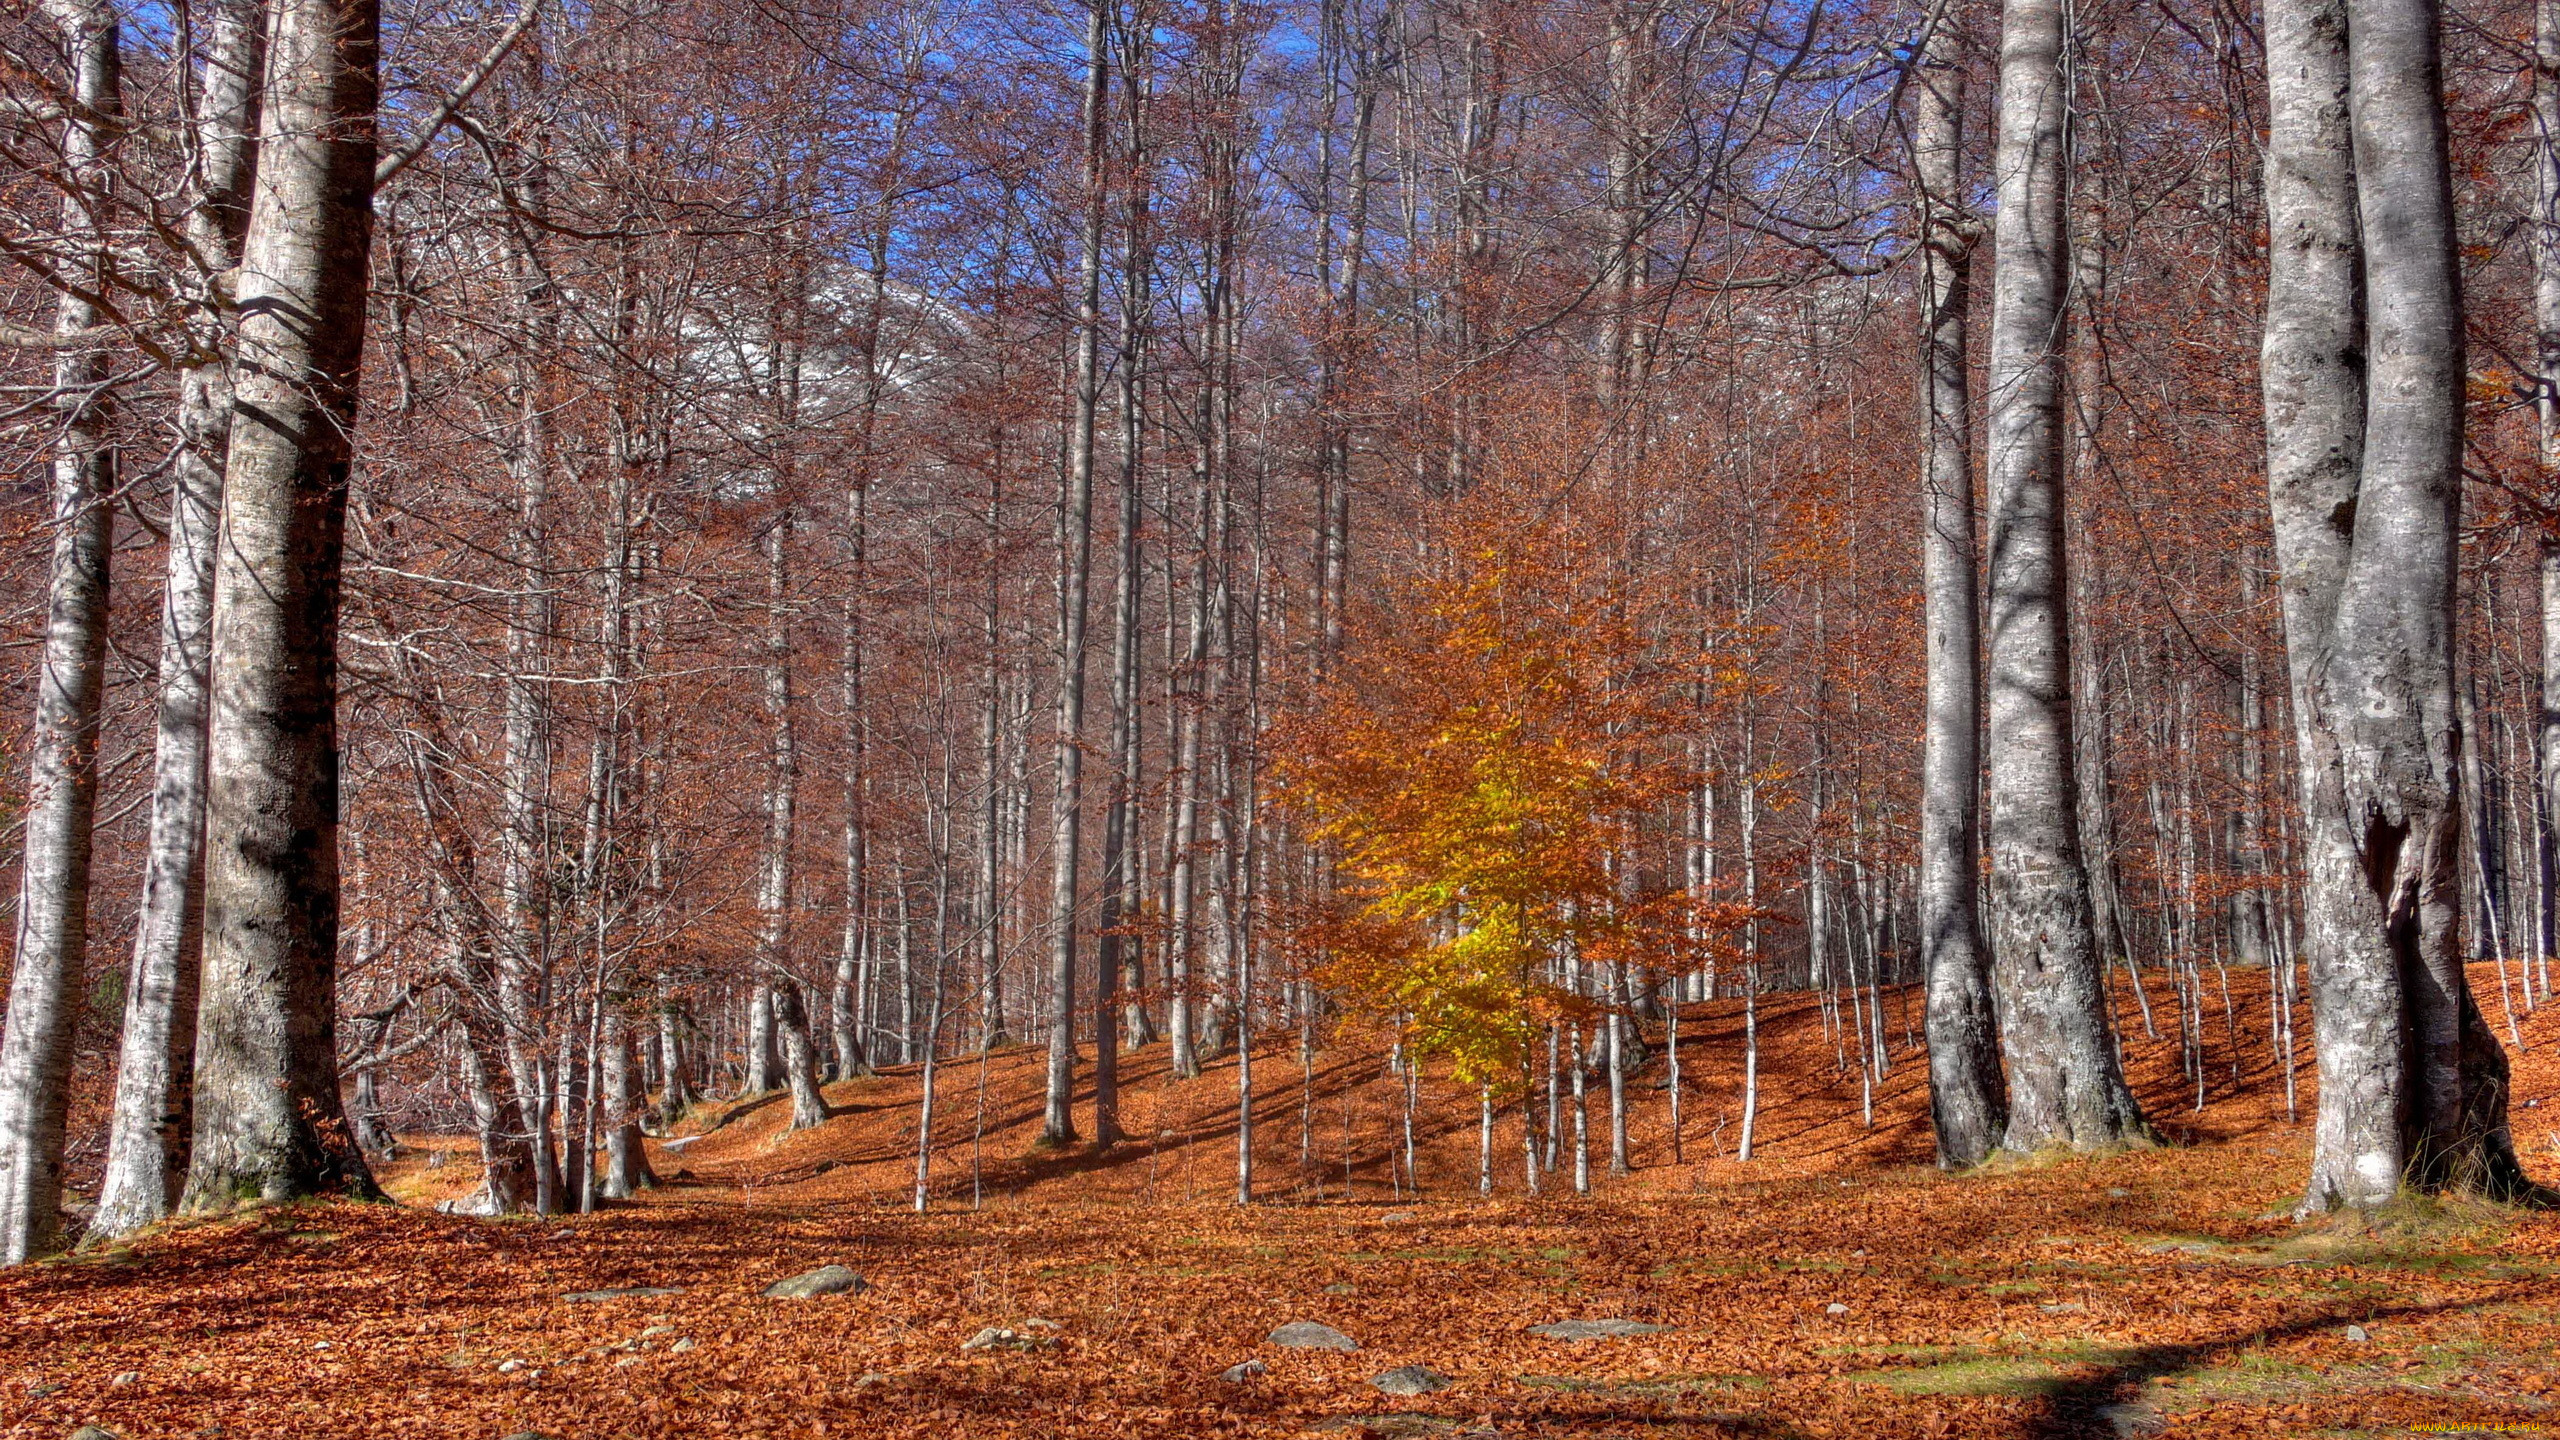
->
[2263,0,2532,1210]
[89,0,265,1249]
[0,0,123,1264]
[772,981,828,1131]
[1981,0,2148,1153]
[1912,1,2004,1170]
[1042,0,1111,1148]
[179,0,385,1215]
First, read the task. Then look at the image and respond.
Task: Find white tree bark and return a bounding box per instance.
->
[2264,0,2533,1209]
[1042,0,1111,1147]
[1981,0,2148,1152]
[1912,1,2005,1169]
[0,0,122,1264]
[89,0,265,1247]
[180,0,384,1213]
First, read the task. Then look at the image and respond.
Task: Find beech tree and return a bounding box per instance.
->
[2261,0,2531,1209]
[179,0,384,1212]
[1981,0,2148,1153]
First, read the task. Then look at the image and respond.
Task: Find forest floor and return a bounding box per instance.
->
[6,966,2560,1440]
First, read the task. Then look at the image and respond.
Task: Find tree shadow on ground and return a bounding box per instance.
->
[2018,1294,2515,1439]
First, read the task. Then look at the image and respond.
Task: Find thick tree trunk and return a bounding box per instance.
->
[2264,0,2533,1210]
[1981,0,2148,1153]
[89,0,264,1248]
[0,0,122,1264]
[1912,7,2005,1169]
[180,0,385,1213]
[599,1013,653,1198]
[771,982,828,1131]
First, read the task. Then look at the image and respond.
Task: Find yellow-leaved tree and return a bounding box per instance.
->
[1276,477,1703,1096]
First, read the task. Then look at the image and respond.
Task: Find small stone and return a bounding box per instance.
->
[495,1359,527,1374]
[562,1286,684,1303]
[669,1338,696,1354]
[614,1355,643,1368]
[68,1428,120,1440]
[2107,1187,2133,1198]
[638,1325,676,1340]
[1323,1282,1355,1295]
[1824,1303,1849,1317]
[500,1433,557,1440]
[854,1372,890,1389]
[550,1227,575,1239]
[2094,1402,2166,1437]
[2344,1324,2370,1343]
[2039,1302,2087,1314]
[312,1341,330,1350]
[1371,1365,1453,1397]
[1527,1319,1670,1341]
[28,1382,63,1399]
[1017,1317,1062,1331]
[1219,1359,1268,1382]
[1380,1211,1417,1223]
[962,1326,1046,1352]
[109,1373,138,1386]
[763,1264,866,1299]
[1269,1321,1358,1351]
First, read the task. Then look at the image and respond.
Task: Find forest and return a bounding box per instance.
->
[1,0,2558,1433]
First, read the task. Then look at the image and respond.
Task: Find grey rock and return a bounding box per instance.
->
[763,1264,866,1298]
[1270,1321,1359,1351]
[669,1338,697,1354]
[69,1429,121,1440]
[1220,1359,1269,1382]
[109,1372,138,1386]
[2106,1187,2133,1198]
[1823,1302,1849,1316]
[499,1433,557,1440]
[28,1383,62,1399]
[562,1285,685,1302]
[961,1326,1052,1353]
[1323,1282,1356,1295]
[1371,1365,1453,1397]
[1527,1319,1670,1341]
[2093,1403,2165,1437]
[1380,1211,1417,1223]
[2344,1324,2369,1343]
[2038,1302,2086,1314]
[637,1325,676,1341]
[495,1359,528,1374]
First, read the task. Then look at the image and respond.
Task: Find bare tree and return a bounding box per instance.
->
[2261,0,2532,1210]
[1911,0,2004,1169]
[89,0,265,1246]
[0,0,121,1264]
[179,0,384,1213]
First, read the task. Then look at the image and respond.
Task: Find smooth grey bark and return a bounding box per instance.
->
[1042,0,1109,1148]
[0,0,122,1264]
[1092,30,1151,1148]
[756,515,824,1131]
[1981,0,2149,1153]
[2536,0,2560,1002]
[1912,6,2006,1170]
[2262,0,2533,1210]
[89,0,265,1247]
[598,1012,652,1197]
[771,981,828,1132]
[745,983,776,1092]
[180,0,384,1214]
